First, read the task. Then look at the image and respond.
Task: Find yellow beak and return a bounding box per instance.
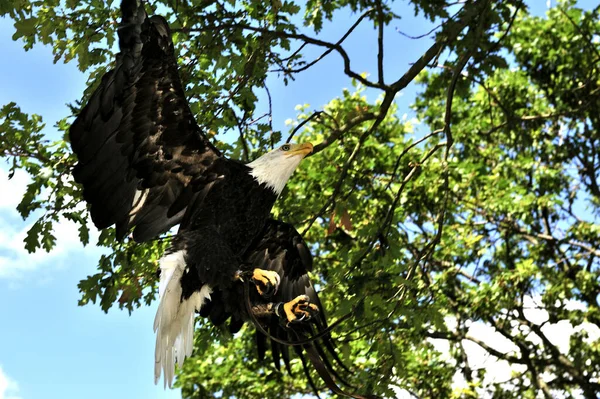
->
[287,142,314,158]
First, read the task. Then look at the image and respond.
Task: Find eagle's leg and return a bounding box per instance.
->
[251,295,319,327]
[249,302,277,318]
[234,268,281,298]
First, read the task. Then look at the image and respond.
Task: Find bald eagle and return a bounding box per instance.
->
[69,1,373,398]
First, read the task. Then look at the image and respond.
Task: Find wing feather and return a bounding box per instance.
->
[70,0,221,241]
[246,219,349,383]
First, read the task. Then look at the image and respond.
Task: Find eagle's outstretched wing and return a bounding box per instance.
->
[70,0,221,242]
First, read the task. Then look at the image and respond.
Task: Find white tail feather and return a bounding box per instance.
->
[153,250,212,388]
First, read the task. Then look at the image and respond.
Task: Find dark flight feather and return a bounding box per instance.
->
[244,220,360,396]
[70,0,221,241]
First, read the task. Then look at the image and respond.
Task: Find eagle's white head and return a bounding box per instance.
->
[247,142,313,195]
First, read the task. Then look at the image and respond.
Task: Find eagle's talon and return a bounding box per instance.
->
[282,294,319,326]
[251,268,281,298]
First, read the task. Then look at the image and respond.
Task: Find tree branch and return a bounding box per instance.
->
[376,0,385,85]
[312,111,377,154]
[301,89,398,235]
[388,1,483,93]
[178,22,385,89]
[273,8,376,76]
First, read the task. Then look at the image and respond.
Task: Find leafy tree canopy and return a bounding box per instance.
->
[1,0,599,397]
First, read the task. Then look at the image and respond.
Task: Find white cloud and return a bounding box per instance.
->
[389,385,415,398]
[428,322,526,392]
[427,296,600,397]
[462,323,527,390]
[0,169,29,211]
[0,365,21,399]
[0,217,85,279]
[0,167,99,281]
[524,296,600,354]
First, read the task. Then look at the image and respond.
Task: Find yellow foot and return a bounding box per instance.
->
[283,295,319,325]
[252,268,281,298]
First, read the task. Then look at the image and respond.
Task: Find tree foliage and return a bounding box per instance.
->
[2,0,599,397]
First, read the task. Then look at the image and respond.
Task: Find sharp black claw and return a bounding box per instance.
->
[250,269,280,299]
[262,282,275,298]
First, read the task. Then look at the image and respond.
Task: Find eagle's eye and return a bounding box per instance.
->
[281,144,291,151]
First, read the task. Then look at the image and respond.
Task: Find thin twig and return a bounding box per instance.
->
[285,111,324,143]
[279,42,309,63]
[348,142,446,278]
[301,127,372,236]
[376,1,385,85]
[487,1,522,55]
[301,90,398,235]
[394,6,463,40]
[177,22,385,90]
[396,23,443,39]
[384,128,444,191]
[557,6,600,59]
[262,80,275,149]
[388,2,482,93]
[274,8,376,75]
[312,112,376,154]
[231,109,250,162]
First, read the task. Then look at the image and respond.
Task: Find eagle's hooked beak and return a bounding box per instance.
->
[287,142,313,158]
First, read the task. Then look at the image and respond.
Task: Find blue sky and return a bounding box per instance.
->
[0,1,588,399]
